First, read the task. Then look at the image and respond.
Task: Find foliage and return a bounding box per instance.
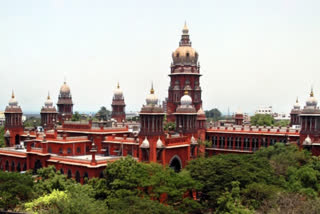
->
[0,126,5,148]
[0,171,34,211]
[205,108,222,121]
[23,117,41,128]
[71,111,81,121]
[274,119,290,127]
[250,114,274,126]
[96,106,111,121]
[164,121,176,131]
[215,181,253,214]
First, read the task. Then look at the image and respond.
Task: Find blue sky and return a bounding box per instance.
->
[1,0,320,114]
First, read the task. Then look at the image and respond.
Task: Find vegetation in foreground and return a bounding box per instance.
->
[1,144,320,213]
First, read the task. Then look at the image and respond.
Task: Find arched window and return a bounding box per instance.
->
[76,147,81,154]
[60,168,64,175]
[17,162,21,172]
[48,147,52,153]
[83,172,89,184]
[169,155,182,173]
[67,169,72,179]
[23,162,27,171]
[11,161,15,172]
[186,52,190,57]
[5,160,9,171]
[67,148,72,155]
[75,171,80,183]
[59,147,63,154]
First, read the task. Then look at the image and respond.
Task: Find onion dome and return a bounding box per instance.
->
[113,82,123,98]
[306,88,317,107]
[146,84,158,106]
[181,91,192,106]
[191,135,198,145]
[293,97,300,109]
[9,91,18,106]
[156,137,164,149]
[140,137,150,149]
[60,81,71,95]
[303,135,312,146]
[44,92,53,107]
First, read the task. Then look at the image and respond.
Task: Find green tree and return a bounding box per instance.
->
[274,120,290,127]
[250,114,274,126]
[71,111,81,121]
[96,106,111,121]
[0,171,34,211]
[164,121,176,131]
[0,126,5,148]
[205,108,222,121]
[23,117,41,128]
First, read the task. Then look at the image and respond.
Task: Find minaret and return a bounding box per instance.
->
[41,92,58,130]
[57,81,73,122]
[138,84,165,163]
[4,91,24,146]
[167,23,202,122]
[173,91,197,135]
[111,82,126,122]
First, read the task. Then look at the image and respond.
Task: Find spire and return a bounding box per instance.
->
[11,90,15,99]
[47,91,51,100]
[64,75,67,84]
[150,82,154,94]
[117,82,120,89]
[180,22,191,46]
[183,21,189,34]
[296,97,299,103]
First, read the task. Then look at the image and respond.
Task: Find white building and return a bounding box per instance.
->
[255,106,273,115]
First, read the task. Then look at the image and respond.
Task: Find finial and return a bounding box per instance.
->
[117,82,120,89]
[11,90,15,99]
[47,91,50,100]
[310,87,314,97]
[183,21,188,30]
[296,97,299,103]
[184,90,188,95]
[64,76,67,84]
[150,82,154,94]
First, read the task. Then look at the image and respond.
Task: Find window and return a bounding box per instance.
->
[48,147,52,153]
[186,52,190,57]
[67,148,72,155]
[59,148,63,154]
[76,147,81,154]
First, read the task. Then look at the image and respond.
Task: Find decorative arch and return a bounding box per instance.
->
[169,155,182,173]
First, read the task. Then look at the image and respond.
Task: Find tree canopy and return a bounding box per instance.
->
[250,114,274,126]
[96,106,111,121]
[205,108,222,121]
[0,126,5,148]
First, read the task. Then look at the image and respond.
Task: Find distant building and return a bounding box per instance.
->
[255,106,273,115]
[0,111,5,126]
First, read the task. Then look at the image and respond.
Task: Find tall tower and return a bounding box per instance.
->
[40,92,58,130]
[290,97,301,128]
[167,23,202,122]
[234,109,244,126]
[138,85,165,163]
[111,83,126,122]
[4,91,24,146]
[57,81,73,122]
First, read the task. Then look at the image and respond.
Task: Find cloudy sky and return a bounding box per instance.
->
[1,0,320,115]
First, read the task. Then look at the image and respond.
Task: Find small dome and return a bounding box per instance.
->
[45,92,53,107]
[146,85,158,106]
[191,135,197,145]
[60,81,71,94]
[293,97,300,109]
[306,89,317,107]
[4,130,10,137]
[303,135,312,146]
[9,91,18,106]
[197,106,205,115]
[114,82,123,98]
[156,137,164,149]
[140,137,150,149]
[181,91,192,106]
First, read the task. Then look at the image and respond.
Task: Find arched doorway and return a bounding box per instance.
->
[23,163,27,171]
[60,168,64,175]
[75,171,80,183]
[11,161,15,172]
[15,135,20,145]
[33,160,42,174]
[169,155,182,173]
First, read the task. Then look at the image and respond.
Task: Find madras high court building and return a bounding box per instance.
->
[1,24,319,183]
